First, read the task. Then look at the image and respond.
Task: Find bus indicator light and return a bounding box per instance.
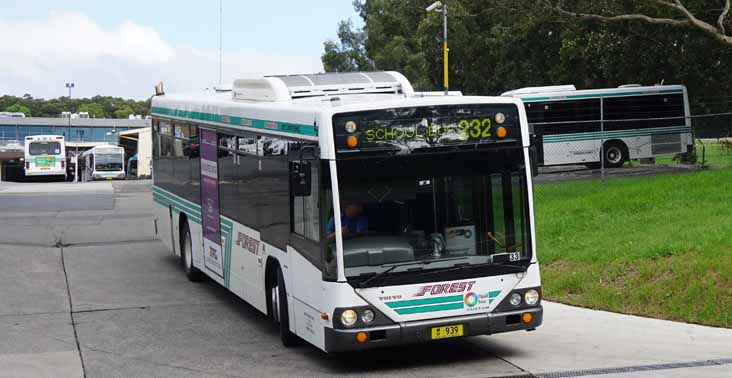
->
[345,121,357,133]
[522,312,533,324]
[356,332,368,343]
[496,127,507,139]
[346,135,359,149]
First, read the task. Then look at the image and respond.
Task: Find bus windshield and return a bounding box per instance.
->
[332,149,531,281]
[29,142,61,156]
[95,153,123,171]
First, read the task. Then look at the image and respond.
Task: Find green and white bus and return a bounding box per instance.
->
[24,135,66,180]
[503,84,693,167]
[151,72,542,352]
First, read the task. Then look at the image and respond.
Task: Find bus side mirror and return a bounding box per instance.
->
[291,161,312,197]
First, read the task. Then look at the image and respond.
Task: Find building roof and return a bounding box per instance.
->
[0,117,150,128]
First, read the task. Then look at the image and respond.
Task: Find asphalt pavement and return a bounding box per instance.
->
[1,180,731,378]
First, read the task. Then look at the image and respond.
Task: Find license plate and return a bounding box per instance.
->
[431,324,463,340]
[106,177,113,180]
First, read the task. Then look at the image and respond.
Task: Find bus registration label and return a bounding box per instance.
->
[431,324,463,340]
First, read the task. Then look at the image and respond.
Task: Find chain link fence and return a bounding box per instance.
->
[531,112,732,197]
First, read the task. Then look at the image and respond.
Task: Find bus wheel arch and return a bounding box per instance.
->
[179,214,204,282]
[265,257,301,346]
[602,140,628,168]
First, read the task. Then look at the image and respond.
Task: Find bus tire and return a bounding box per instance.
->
[181,220,204,282]
[272,266,301,347]
[603,141,627,168]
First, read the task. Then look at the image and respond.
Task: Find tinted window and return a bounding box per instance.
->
[218,132,260,229]
[526,99,601,135]
[604,94,685,130]
[29,141,62,156]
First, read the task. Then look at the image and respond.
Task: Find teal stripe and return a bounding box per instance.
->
[395,302,464,315]
[521,89,684,102]
[151,106,317,137]
[152,193,201,220]
[153,187,201,211]
[543,127,692,143]
[153,197,201,224]
[488,290,501,298]
[386,295,463,308]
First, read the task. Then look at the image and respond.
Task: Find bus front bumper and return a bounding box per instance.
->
[324,305,542,352]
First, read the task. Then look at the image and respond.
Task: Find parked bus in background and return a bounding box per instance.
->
[79,145,126,181]
[24,135,66,180]
[151,72,542,353]
[502,84,692,168]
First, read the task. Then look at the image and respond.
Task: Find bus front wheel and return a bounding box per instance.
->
[181,221,204,282]
[271,266,301,347]
[603,142,627,168]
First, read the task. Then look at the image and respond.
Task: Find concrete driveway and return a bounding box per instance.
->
[0,181,731,378]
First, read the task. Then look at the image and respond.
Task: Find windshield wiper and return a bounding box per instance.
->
[357,257,467,288]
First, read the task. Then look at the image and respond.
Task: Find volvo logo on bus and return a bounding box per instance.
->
[414,281,476,297]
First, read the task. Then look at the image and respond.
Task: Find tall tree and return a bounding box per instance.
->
[4,103,31,116]
[544,0,732,46]
[322,19,375,72]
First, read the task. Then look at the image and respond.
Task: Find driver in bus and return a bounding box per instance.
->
[326,202,369,241]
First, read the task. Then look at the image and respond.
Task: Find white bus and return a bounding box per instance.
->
[503,84,693,167]
[79,145,126,181]
[151,72,542,352]
[24,135,66,179]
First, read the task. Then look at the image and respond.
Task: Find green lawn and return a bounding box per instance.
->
[534,169,732,327]
[655,141,732,167]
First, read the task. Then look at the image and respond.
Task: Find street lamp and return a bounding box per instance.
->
[426,1,448,95]
[66,82,76,182]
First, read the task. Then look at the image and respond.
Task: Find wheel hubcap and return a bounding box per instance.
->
[606,147,622,164]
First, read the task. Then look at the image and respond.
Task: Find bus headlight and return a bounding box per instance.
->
[524,289,540,306]
[495,112,506,124]
[341,309,358,327]
[360,309,375,324]
[345,121,358,133]
[509,293,522,307]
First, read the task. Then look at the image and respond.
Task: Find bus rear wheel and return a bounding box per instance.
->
[603,142,627,168]
[181,221,204,282]
[271,266,301,347]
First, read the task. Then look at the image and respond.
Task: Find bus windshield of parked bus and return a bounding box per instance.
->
[95,153,124,171]
[28,141,61,156]
[331,148,530,284]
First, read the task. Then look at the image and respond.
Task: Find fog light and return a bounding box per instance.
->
[525,289,540,306]
[345,121,358,133]
[361,309,375,324]
[341,309,357,327]
[356,331,368,343]
[522,312,533,324]
[496,127,507,139]
[495,112,506,124]
[509,293,522,307]
[346,135,359,149]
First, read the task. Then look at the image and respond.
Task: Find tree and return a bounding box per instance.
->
[4,103,31,116]
[322,19,375,72]
[544,0,732,46]
[114,106,134,119]
[77,103,105,118]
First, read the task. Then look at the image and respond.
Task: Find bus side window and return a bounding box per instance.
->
[291,153,320,242]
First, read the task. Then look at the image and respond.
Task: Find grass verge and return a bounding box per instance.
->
[535,169,732,327]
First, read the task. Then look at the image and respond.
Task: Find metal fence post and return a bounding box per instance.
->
[600,97,605,190]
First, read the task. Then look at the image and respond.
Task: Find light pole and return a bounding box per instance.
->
[66,82,77,182]
[426,1,448,95]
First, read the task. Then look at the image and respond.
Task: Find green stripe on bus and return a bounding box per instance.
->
[521,89,684,102]
[386,295,463,309]
[151,106,317,137]
[543,127,691,143]
[394,302,464,315]
[153,194,201,221]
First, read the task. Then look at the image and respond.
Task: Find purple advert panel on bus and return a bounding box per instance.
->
[199,128,224,278]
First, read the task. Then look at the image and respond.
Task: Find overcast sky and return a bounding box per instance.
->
[0,1,359,100]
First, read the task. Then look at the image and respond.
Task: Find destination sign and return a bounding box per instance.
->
[333,104,520,154]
